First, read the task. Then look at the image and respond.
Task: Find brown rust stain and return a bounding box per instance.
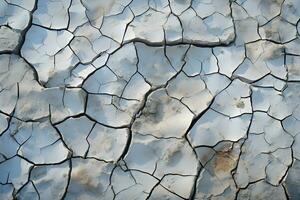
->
[214,151,235,173]
[235,100,245,109]
[72,168,98,188]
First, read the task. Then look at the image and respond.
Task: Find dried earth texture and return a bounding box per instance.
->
[0,0,300,199]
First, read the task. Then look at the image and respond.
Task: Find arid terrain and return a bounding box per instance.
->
[1,0,300,199]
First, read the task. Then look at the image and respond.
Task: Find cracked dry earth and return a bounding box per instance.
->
[1,0,300,200]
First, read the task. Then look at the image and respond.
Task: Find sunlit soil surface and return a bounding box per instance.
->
[1,0,300,199]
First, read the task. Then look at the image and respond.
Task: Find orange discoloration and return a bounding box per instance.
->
[214,151,235,173]
[72,168,98,188]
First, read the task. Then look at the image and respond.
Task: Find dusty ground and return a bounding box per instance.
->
[1,0,300,199]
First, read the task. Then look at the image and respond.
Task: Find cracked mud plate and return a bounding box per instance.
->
[1,0,300,199]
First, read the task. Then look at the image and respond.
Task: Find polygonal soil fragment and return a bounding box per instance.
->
[259,16,297,43]
[188,109,251,147]
[148,185,185,200]
[235,0,284,25]
[194,142,241,199]
[16,181,39,200]
[213,44,245,77]
[101,7,133,44]
[82,42,144,98]
[231,2,261,45]
[281,0,300,24]
[183,46,218,76]
[33,0,71,29]
[180,10,235,45]
[212,79,252,117]
[284,160,300,199]
[136,43,177,86]
[12,119,70,164]
[21,25,74,83]
[110,166,158,200]
[132,89,194,138]
[0,54,34,115]
[87,124,128,162]
[234,112,293,187]
[166,72,213,115]
[234,40,286,82]
[0,0,32,30]
[125,134,198,179]
[237,181,286,200]
[86,94,139,127]
[65,158,114,200]
[286,55,300,81]
[0,184,13,200]
[160,174,195,199]
[0,156,33,190]
[0,26,20,52]
[29,161,70,199]
[56,116,95,157]
[124,0,235,45]
[15,83,86,123]
[252,83,300,120]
